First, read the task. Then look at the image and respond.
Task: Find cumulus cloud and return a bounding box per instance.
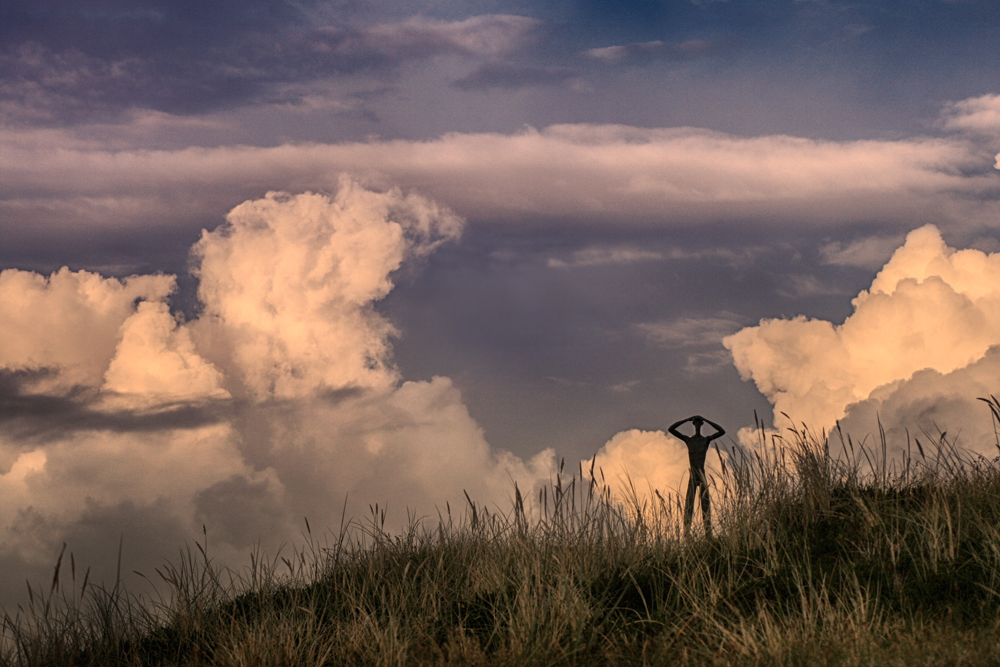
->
[190,182,462,399]
[835,349,1000,463]
[0,180,556,611]
[103,304,230,404]
[725,224,1000,460]
[0,268,175,391]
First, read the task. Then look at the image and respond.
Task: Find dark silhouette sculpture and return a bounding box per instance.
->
[668,415,725,536]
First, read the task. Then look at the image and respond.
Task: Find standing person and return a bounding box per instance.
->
[668,415,725,536]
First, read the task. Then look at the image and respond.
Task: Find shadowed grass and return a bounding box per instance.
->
[7,403,1000,665]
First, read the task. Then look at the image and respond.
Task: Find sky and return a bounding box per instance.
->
[1,0,1000,610]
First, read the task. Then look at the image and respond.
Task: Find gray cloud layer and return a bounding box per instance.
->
[0,3,540,123]
[4,106,997,262]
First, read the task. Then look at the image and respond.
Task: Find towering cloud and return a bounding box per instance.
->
[0,181,552,610]
[725,225,1000,460]
[190,182,463,399]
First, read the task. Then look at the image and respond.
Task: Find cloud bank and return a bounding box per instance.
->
[4,115,998,255]
[0,181,554,609]
[725,225,1000,461]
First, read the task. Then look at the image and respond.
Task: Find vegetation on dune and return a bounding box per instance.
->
[7,402,1000,666]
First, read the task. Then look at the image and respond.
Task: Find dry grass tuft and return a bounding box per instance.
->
[7,402,1000,665]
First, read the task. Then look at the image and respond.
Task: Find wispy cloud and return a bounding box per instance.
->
[635,315,741,376]
[364,15,541,60]
[939,93,1000,135]
[4,113,996,243]
[819,235,905,269]
[637,315,744,348]
[583,38,727,64]
[0,12,542,122]
[608,380,640,393]
[547,246,663,268]
[682,350,734,375]
[661,245,773,269]
[777,274,848,299]
[452,61,576,91]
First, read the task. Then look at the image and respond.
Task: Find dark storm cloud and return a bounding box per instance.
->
[0,0,540,122]
[194,475,286,549]
[0,498,192,615]
[451,61,576,90]
[0,0,306,120]
[3,0,997,138]
[0,367,363,444]
[0,370,230,441]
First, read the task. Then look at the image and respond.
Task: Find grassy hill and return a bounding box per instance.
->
[6,415,1000,666]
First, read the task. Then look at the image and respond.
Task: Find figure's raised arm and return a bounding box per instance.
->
[703,417,726,441]
[668,416,694,440]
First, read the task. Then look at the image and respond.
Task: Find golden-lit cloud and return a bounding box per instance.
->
[0,268,175,391]
[725,225,1000,458]
[0,181,552,608]
[102,301,229,404]
[190,183,463,399]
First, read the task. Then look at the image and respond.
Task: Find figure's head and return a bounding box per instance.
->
[692,417,704,430]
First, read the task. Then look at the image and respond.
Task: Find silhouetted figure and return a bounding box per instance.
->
[669,415,725,536]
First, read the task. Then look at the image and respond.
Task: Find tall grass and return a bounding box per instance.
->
[7,405,1000,666]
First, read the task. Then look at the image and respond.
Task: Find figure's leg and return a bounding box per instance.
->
[699,469,712,537]
[683,473,697,536]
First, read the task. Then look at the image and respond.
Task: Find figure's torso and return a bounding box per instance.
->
[685,435,711,470]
